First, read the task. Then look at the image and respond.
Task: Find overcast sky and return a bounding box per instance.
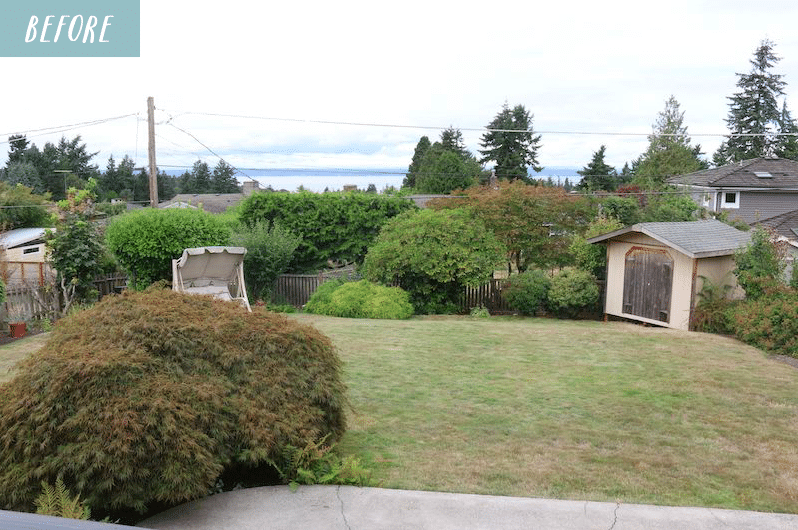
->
[3,0,798,191]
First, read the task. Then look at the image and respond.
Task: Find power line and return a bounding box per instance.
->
[0,114,138,144]
[159,109,798,138]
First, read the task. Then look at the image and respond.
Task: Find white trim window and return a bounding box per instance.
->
[721,191,740,209]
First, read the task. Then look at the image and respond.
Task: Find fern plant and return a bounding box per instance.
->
[35,477,91,520]
[268,435,374,491]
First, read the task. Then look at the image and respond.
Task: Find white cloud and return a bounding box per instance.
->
[2,0,798,176]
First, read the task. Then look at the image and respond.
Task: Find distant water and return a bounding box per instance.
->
[163,167,580,193]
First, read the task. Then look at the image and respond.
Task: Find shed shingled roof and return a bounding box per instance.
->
[587,220,752,258]
[667,158,798,189]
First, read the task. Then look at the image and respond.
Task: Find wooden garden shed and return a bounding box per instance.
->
[587,220,752,331]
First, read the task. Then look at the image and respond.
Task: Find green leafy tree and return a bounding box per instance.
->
[641,194,701,222]
[230,221,302,301]
[733,226,786,299]
[576,145,617,192]
[600,195,640,226]
[362,209,505,314]
[714,40,796,163]
[569,215,625,278]
[634,96,707,187]
[105,208,231,289]
[479,103,542,182]
[0,181,52,230]
[45,186,105,313]
[415,146,481,194]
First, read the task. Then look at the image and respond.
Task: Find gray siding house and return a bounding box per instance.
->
[668,157,798,224]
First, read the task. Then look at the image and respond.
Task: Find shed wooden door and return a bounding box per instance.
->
[622,248,673,323]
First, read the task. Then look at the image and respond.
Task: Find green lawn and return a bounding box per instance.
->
[3,317,797,513]
[290,314,798,514]
[0,333,50,384]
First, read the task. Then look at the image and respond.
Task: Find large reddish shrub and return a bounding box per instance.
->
[0,287,347,514]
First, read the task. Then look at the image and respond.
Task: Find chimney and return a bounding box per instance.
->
[242,180,260,196]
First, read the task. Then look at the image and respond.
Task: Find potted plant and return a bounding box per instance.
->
[7,304,29,338]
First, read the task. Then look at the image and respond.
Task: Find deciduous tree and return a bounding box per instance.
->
[432,180,592,271]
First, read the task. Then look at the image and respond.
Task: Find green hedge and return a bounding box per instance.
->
[238,191,416,272]
[105,208,230,289]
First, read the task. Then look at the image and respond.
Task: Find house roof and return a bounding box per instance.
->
[0,228,48,249]
[587,220,752,258]
[159,193,245,214]
[757,208,798,241]
[667,158,798,189]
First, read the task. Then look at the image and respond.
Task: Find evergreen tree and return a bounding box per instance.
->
[191,160,212,193]
[776,101,798,159]
[211,160,240,193]
[413,128,482,194]
[714,40,795,163]
[634,96,707,187]
[440,127,469,159]
[577,145,617,192]
[404,136,431,189]
[5,135,30,168]
[479,103,542,183]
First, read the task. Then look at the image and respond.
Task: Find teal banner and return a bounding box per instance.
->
[0,0,139,57]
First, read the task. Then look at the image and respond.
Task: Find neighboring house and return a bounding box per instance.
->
[587,220,751,331]
[0,228,54,286]
[668,157,798,224]
[159,181,260,214]
[756,208,798,280]
[405,195,465,208]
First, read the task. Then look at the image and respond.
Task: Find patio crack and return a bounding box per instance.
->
[336,485,352,530]
[606,502,620,530]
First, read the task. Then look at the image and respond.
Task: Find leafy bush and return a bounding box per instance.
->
[502,269,551,316]
[305,280,413,319]
[105,208,230,289]
[729,291,798,357]
[230,221,302,301]
[0,181,53,230]
[362,209,505,314]
[690,275,736,334]
[734,226,786,300]
[568,215,624,278]
[546,267,600,318]
[238,191,416,272]
[0,287,347,515]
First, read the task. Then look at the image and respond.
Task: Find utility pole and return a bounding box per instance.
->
[147,97,159,207]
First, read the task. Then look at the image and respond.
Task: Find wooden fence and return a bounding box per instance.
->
[272,273,512,313]
[271,268,360,308]
[0,271,513,323]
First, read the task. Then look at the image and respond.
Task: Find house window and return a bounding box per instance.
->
[23,246,40,255]
[722,191,740,209]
